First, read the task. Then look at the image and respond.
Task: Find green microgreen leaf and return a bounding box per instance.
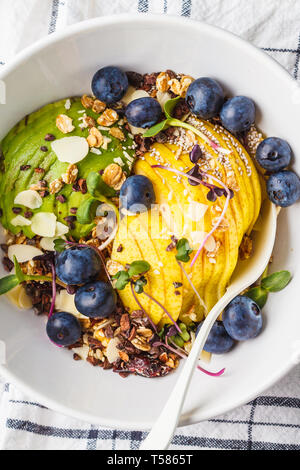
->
[128,260,150,277]
[13,256,25,283]
[143,119,170,138]
[158,325,167,339]
[261,270,292,293]
[175,238,193,263]
[76,197,100,225]
[54,238,67,253]
[134,277,147,294]
[86,172,101,196]
[245,286,268,309]
[0,275,19,295]
[164,96,181,119]
[112,270,130,290]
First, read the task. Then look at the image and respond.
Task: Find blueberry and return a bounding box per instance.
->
[75,281,117,318]
[125,97,162,128]
[120,175,155,213]
[46,312,81,347]
[256,137,292,172]
[223,295,263,341]
[91,66,128,104]
[56,247,102,285]
[267,170,300,207]
[196,321,235,354]
[185,78,224,119]
[220,96,255,133]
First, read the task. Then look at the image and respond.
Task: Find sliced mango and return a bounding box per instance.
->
[112,117,262,325]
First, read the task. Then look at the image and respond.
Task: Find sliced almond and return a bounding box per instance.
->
[186,201,208,222]
[40,236,65,251]
[31,212,57,237]
[55,290,85,318]
[122,87,150,105]
[8,244,43,263]
[189,231,216,252]
[55,221,69,236]
[11,215,32,227]
[18,287,33,309]
[6,285,23,308]
[51,136,89,164]
[72,344,89,360]
[106,337,121,363]
[156,91,172,108]
[14,190,42,210]
[128,124,147,136]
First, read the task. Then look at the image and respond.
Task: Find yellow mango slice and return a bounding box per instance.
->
[112,117,262,325]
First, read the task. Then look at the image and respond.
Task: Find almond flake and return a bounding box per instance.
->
[31,212,57,237]
[8,244,43,263]
[106,337,121,363]
[14,190,42,210]
[11,215,32,227]
[55,221,69,236]
[51,136,89,164]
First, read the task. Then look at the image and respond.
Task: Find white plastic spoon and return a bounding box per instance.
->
[140,200,277,450]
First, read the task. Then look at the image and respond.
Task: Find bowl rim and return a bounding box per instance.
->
[0,13,297,429]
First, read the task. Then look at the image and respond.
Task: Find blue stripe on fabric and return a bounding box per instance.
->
[6,417,300,450]
[9,399,47,410]
[262,47,298,53]
[181,0,192,17]
[48,0,60,34]
[138,0,149,13]
[293,32,300,79]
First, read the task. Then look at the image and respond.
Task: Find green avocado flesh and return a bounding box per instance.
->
[0,98,135,240]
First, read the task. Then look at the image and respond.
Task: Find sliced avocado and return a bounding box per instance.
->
[0,98,136,239]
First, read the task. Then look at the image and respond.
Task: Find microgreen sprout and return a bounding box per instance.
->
[144,96,231,155]
[246,269,291,308]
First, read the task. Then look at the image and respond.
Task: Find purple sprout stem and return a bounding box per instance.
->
[142,290,182,334]
[177,260,207,312]
[130,282,157,333]
[153,339,225,377]
[48,263,56,319]
[197,366,225,377]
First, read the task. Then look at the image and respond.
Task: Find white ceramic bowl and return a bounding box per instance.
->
[0,14,300,429]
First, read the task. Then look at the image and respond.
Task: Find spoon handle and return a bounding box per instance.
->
[140,296,228,450]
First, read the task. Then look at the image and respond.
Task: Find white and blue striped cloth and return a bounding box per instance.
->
[1,0,300,451]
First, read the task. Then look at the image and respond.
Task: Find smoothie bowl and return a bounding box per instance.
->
[0,15,300,428]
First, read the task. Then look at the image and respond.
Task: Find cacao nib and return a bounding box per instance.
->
[56,194,66,203]
[2,257,14,272]
[12,207,22,214]
[173,282,183,288]
[44,133,55,141]
[126,71,144,88]
[40,146,48,152]
[0,244,8,253]
[20,165,31,171]
[173,99,189,120]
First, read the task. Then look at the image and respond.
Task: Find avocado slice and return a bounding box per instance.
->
[0,98,135,239]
